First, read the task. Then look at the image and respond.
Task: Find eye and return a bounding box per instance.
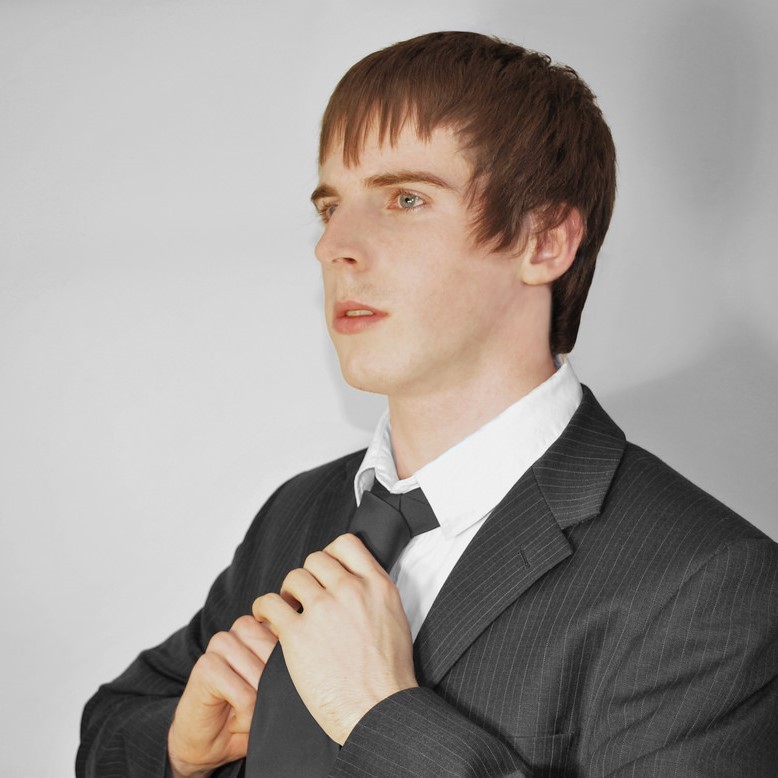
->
[395,192,425,210]
[316,201,337,222]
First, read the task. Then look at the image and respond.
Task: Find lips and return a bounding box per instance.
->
[332,300,387,333]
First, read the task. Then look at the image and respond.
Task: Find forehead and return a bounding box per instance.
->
[318,124,472,184]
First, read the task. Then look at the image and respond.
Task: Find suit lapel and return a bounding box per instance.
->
[414,468,572,687]
[414,386,626,687]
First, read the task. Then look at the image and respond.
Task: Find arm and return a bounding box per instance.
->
[256,529,776,777]
[76,591,254,778]
[167,614,277,777]
[335,687,531,777]
[76,486,284,778]
[584,537,778,776]
[331,538,777,778]
[252,533,532,777]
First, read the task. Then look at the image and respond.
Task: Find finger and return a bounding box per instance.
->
[206,629,266,691]
[230,614,279,664]
[191,651,258,729]
[280,589,303,612]
[324,532,388,578]
[252,592,297,634]
[280,566,326,608]
[228,699,257,735]
[303,549,351,589]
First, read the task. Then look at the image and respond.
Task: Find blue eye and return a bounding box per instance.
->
[398,193,420,209]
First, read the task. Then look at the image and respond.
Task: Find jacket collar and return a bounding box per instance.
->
[413,386,626,686]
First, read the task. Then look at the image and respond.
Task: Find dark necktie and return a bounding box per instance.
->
[243,482,438,777]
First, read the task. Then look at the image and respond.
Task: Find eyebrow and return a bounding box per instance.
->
[310,170,456,204]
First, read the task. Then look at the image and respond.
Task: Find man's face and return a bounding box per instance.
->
[313,124,534,403]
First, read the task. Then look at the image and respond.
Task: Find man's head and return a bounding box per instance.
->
[318,31,616,355]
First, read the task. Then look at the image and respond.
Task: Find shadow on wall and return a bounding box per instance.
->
[601,1,777,539]
[601,321,778,540]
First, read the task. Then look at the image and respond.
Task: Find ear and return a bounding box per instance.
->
[518,207,584,286]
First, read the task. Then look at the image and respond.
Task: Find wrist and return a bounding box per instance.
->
[338,680,419,745]
[167,757,213,778]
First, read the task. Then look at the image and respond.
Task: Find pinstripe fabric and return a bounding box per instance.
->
[77,388,778,777]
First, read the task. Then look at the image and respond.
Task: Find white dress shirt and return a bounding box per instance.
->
[354,359,583,639]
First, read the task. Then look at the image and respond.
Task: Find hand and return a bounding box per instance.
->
[167,615,278,778]
[251,533,418,745]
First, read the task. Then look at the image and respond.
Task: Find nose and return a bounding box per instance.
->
[314,206,366,269]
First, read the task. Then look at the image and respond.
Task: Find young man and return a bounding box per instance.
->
[78,32,777,777]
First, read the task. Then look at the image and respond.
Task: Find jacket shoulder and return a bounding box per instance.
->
[608,440,774,548]
[276,448,366,499]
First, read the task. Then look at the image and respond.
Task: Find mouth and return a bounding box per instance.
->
[334,300,386,318]
[333,300,387,333]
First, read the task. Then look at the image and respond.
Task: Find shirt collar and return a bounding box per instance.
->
[355,359,582,540]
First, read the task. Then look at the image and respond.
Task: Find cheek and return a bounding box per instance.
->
[419,251,499,312]
[401,278,479,351]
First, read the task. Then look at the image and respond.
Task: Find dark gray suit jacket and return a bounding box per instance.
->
[77,389,778,776]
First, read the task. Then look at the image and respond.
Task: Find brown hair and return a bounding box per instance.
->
[319,31,617,354]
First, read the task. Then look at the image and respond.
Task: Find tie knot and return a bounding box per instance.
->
[370,481,439,536]
[348,481,439,570]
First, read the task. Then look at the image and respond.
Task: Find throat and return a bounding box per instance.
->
[387,357,556,477]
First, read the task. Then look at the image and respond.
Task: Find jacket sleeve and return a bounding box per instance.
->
[334,687,532,777]
[335,537,777,778]
[76,574,248,778]
[75,483,288,778]
[584,536,778,777]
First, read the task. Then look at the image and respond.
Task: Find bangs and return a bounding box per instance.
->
[319,32,489,166]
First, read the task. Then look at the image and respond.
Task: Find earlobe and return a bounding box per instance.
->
[520,207,584,286]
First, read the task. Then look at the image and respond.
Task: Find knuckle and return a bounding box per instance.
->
[339,532,359,550]
[375,570,395,593]
[363,569,394,604]
[285,567,303,584]
[267,591,284,604]
[252,593,271,617]
[254,591,283,614]
[231,613,256,633]
[280,568,301,593]
[206,630,230,653]
[195,650,220,675]
[327,534,348,554]
[304,550,325,568]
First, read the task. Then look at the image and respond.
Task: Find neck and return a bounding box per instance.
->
[388,352,556,479]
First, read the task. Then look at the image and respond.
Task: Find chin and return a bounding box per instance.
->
[337,356,395,396]
[340,370,390,396]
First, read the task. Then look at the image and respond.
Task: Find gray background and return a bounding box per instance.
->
[1,1,776,774]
